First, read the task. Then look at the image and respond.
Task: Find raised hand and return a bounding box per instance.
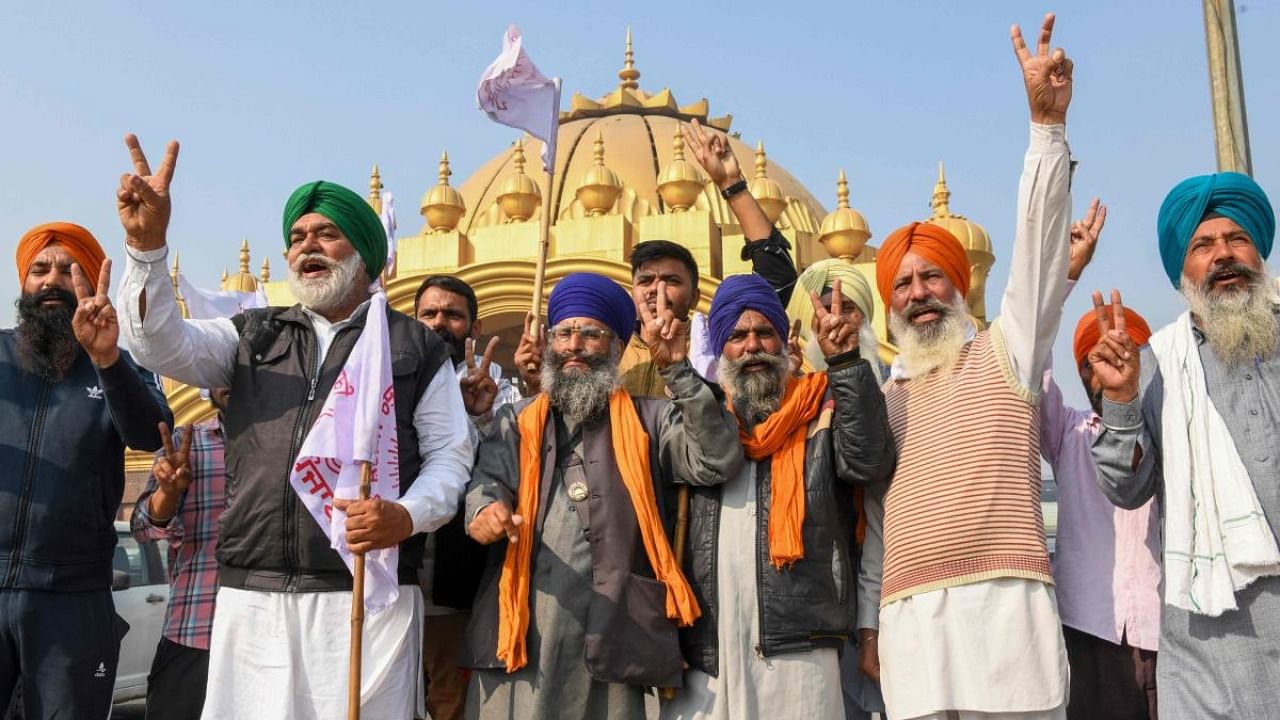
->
[155,422,195,495]
[468,500,525,545]
[681,118,742,190]
[1067,197,1106,281]
[118,133,179,250]
[809,279,860,358]
[71,259,120,367]
[461,336,501,417]
[1011,13,1073,125]
[1086,290,1140,403]
[514,311,546,395]
[637,281,688,368]
[786,319,803,376]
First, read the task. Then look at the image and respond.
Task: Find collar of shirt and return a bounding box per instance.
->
[300,298,372,366]
[889,319,979,381]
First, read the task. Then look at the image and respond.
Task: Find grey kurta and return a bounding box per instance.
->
[1092,309,1280,720]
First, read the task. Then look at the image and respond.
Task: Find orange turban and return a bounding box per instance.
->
[874,222,971,307]
[1072,305,1152,368]
[16,222,105,286]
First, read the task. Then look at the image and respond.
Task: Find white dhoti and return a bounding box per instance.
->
[201,586,425,720]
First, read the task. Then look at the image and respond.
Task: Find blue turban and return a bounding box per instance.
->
[708,274,789,355]
[547,273,636,344]
[1157,172,1275,286]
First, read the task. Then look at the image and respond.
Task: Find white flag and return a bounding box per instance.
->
[177,273,267,319]
[380,191,397,277]
[287,292,401,612]
[476,24,561,174]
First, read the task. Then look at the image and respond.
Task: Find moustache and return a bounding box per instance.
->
[1204,262,1262,288]
[903,297,951,322]
[290,252,339,274]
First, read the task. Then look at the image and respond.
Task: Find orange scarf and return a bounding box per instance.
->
[735,372,829,569]
[495,390,701,673]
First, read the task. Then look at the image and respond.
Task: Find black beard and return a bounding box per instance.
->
[15,288,81,380]
[434,327,467,365]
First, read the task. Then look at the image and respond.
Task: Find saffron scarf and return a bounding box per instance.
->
[735,372,829,569]
[495,390,700,672]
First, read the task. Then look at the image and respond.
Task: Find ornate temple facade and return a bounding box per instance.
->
[128,30,996,474]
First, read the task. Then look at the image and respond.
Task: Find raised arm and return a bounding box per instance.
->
[1000,14,1075,387]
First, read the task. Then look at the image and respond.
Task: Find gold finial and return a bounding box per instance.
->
[498,139,542,223]
[748,141,787,223]
[836,169,850,209]
[931,161,952,217]
[423,149,466,232]
[657,125,706,213]
[239,238,251,274]
[369,164,383,202]
[576,129,623,217]
[817,169,871,261]
[260,257,271,283]
[618,26,640,90]
[221,268,229,286]
[170,251,180,290]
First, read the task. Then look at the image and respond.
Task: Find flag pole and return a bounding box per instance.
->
[347,461,373,720]
[527,78,562,342]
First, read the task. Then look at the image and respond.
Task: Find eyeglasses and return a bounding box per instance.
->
[547,323,613,343]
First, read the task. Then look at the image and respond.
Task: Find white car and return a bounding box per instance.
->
[112,521,169,704]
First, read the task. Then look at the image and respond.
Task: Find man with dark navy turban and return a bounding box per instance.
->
[113,135,472,718]
[1091,172,1280,719]
[660,273,894,720]
[460,272,743,720]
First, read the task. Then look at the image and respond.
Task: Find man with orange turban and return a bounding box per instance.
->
[868,14,1077,720]
[2,222,169,717]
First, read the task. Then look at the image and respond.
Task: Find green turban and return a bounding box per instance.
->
[282,180,387,281]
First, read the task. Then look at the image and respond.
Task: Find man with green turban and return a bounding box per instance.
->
[114,135,473,718]
[1091,172,1280,719]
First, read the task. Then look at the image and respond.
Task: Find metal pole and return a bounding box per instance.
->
[1203,0,1253,175]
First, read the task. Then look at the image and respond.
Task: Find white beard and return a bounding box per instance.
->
[287,252,366,316]
[889,293,971,378]
[1181,267,1278,367]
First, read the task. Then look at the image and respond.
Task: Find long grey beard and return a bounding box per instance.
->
[888,293,971,377]
[1181,265,1278,367]
[717,350,789,430]
[542,344,621,427]
[287,252,367,316]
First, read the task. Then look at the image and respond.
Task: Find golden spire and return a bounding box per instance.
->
[657,126,706,213]
[748,141,787,223]
[931,161,953,217]
[423,149,466,233]
[617,27,640,91]
[171,252,189,318]
[224,238,259,293]
[817,169,871,261]
[238,238,251,275]
[497,139,542,223]
[220,268,229,288]
[576,129,623,217]
[260,256,271,283]
[170,251,180,292]
[369,164,383,202]
[924,160,991,254]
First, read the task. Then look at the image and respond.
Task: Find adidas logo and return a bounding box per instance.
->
[93,662,107,679]
[86,385,104,400]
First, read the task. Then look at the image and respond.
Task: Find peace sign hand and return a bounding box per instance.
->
[71,259,120,368]
[461,336,501,417]
[809,279,860,358]
[514,311,546,395]
[1011,13,1073,125]
[1086,290,1140,403]
[118,133,179,251]
[681,119,742,190]
[156,422,195,495]
[1068,197,1107,281]
[637,281,688,369]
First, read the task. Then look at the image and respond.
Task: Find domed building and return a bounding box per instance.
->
[130,30,997,478]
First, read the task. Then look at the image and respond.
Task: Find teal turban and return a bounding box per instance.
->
[282,180,387,281]
[1157,172,1274,287]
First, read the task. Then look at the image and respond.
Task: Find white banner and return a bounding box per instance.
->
[476,24,560,174]
[177,273,267,319]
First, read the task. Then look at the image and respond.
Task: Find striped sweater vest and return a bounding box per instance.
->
[880,323,1051,605]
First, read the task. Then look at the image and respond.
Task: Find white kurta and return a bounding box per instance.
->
[660,460,843,720]
[201,586,426,719]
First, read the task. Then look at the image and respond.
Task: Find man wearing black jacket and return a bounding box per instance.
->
[0,222,169,718]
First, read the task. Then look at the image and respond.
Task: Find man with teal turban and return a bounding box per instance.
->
[114,134,473,718]
[1091,172,1280,719]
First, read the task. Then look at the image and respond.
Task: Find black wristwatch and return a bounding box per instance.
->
[720,178,748,200]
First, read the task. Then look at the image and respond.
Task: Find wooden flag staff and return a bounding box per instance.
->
[347,461,373,720]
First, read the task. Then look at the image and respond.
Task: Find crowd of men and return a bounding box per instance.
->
[3,12,1278,720]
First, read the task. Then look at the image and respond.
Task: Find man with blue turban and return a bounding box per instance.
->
[1091,172,1280,719]
[660,273,894,720]
[113,135,473,718]
[459,272,743,720]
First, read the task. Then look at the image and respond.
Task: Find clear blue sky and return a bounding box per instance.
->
[3,1,1277,409]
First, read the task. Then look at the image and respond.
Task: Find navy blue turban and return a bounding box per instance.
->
[547,273,636,344]
[1157,172,1275,287]
[708,274,789,355]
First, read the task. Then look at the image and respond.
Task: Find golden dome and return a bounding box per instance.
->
[657,128,706,212]
[422,150,466,232]
[817,170,872,260]
[926,162,992,254]
[576,130,623,216]
[749,141,787,224]
[497,140,541,223]
[223,238,259,293]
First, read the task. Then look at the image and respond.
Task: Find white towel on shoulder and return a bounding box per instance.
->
[1151,312,1280,616]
